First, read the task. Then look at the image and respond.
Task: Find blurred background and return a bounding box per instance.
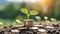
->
[0,0,60,26]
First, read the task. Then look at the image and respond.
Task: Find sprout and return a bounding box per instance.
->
[36,16,41,20]
[44,16,48,24]
[20,8,38,19]
[50,18,56,22]
[44,16,48,20]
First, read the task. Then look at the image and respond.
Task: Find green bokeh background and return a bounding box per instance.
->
[0,1,60,26]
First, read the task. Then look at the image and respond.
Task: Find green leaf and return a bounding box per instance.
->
[20,8,28,14]
[30,10,38,15]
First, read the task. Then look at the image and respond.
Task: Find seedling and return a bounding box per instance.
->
[20,8,38,19]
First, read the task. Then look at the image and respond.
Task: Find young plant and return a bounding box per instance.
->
[35,16,41,22]
[20,8,38,19]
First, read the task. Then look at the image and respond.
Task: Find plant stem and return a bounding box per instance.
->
[27,14,30,19]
